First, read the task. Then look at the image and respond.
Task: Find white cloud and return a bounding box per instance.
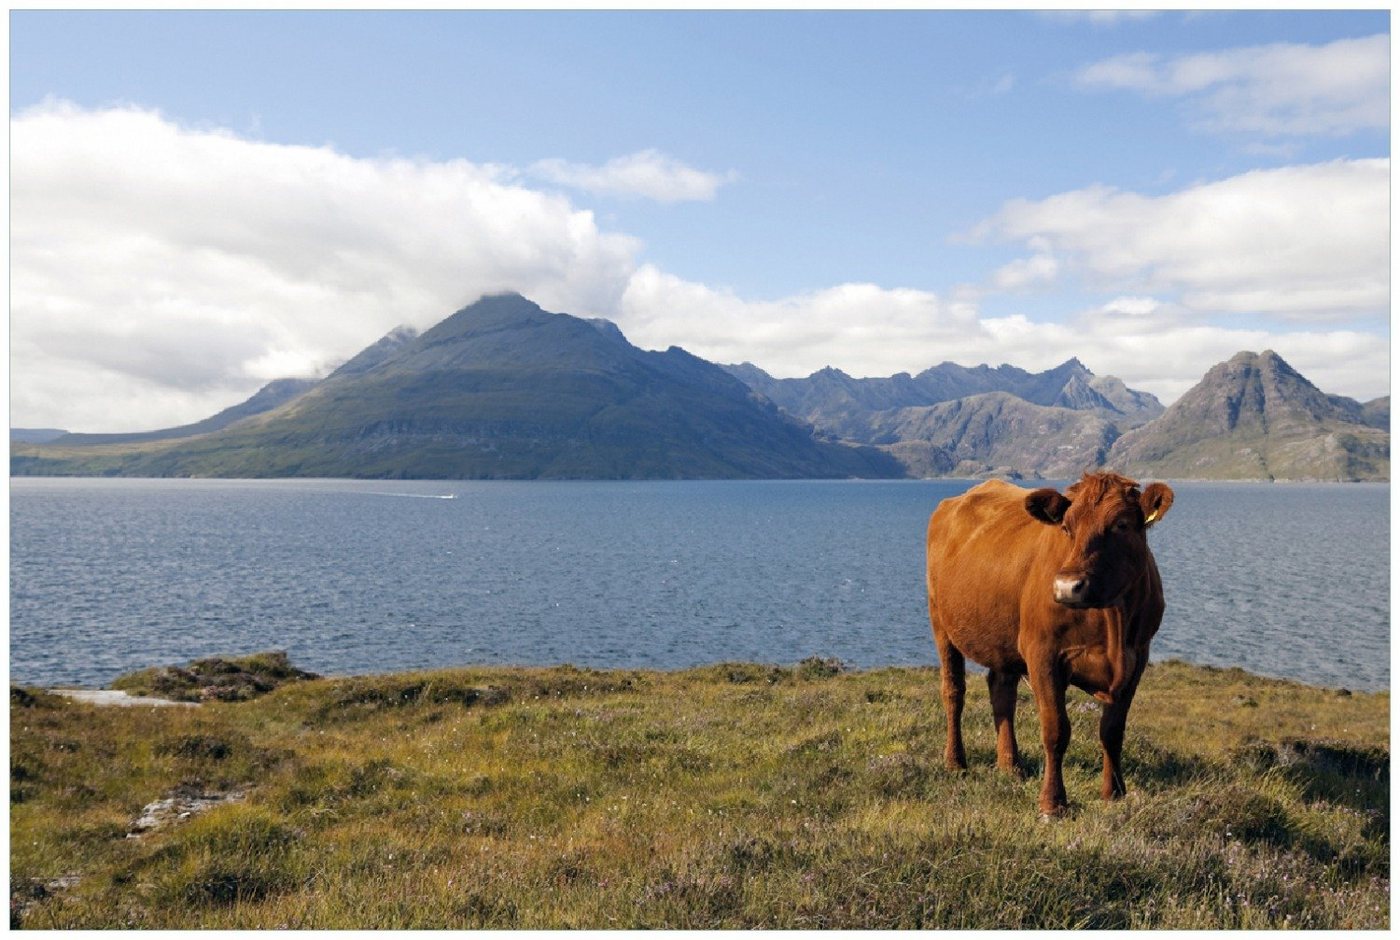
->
[11,101,640,430]
[972,159,1389,320]
[10,102,1390,434]
[618,159,1390,397]
[617,266,984,378]
[1076,34,1389,138]
[617,273,1388,405]
[528,149,734,203]
[977,300,1389,404]
[991,237,1060,291]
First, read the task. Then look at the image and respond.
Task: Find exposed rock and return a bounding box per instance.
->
[872,392,1117,478]
[48,689,199,708]
[127,786,247,838]
[11,875,82,928]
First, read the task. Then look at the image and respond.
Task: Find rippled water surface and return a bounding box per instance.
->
[9,477,1390,690]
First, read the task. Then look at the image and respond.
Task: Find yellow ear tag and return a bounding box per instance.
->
[1145,510,1159,525]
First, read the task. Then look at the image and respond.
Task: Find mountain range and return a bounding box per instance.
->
[11,293,1388,481]
[722,349,1386,481]
[722,357,1164,479]
[12,294,899,480]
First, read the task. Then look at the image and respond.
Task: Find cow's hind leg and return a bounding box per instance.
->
[987,669,1025,777]
[932,629,968,771]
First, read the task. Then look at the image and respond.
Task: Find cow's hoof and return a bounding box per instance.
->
[1038,805,1070,821]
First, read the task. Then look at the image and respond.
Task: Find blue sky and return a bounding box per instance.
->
[9,9,1391,431]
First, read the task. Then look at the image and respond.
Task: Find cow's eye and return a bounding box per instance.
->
[1113,518,1131,532]
[1059,523,1071,537]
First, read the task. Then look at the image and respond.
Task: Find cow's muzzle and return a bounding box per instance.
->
[1053,575,1092,608]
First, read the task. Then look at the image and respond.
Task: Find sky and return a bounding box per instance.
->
[8,8,1391,432]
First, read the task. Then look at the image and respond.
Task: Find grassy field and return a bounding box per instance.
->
[10,656,1389,929]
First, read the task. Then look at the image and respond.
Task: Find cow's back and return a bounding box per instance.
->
[926,480,1049,671]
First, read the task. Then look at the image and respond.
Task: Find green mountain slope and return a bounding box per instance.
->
[12,294,900,481]
[52,378,319,446]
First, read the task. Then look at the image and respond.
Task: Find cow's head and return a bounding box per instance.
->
[1024,472,1173,609]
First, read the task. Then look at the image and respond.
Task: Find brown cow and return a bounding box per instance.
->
[925,471,1174,816]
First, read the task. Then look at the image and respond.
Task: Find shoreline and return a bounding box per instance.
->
[9,472,1392,484]
[25,656,1389,703]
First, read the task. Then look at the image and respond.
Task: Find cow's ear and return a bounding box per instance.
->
[1140,482,1174,528]
[1025,488,1071,526]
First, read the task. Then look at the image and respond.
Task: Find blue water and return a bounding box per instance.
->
[8,477,1390,691]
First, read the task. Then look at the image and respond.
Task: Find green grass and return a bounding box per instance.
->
[10,658,1388,929]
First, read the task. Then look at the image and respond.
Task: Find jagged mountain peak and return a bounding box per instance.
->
[1052,372,1118,413]
[1052,356,1091,373]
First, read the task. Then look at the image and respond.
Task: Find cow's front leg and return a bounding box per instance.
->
[1027,663,1070,816]
[1098,656,1146,800]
